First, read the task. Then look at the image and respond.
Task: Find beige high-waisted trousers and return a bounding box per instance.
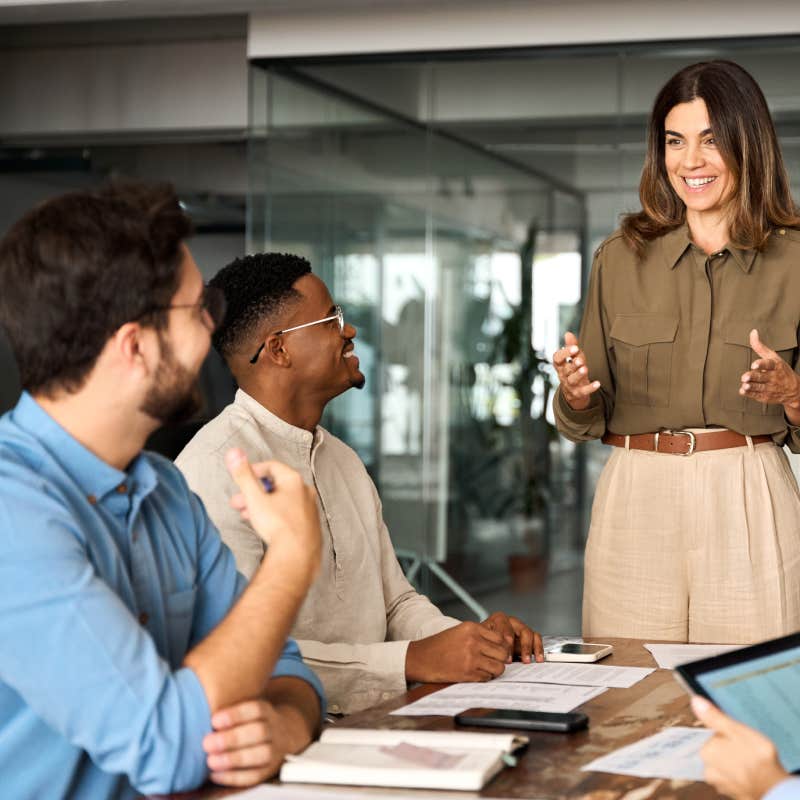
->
[583,438,800,643]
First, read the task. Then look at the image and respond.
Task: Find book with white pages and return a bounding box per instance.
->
[279,727,527,792]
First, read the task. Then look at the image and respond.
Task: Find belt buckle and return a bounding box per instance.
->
[654,429,696,456]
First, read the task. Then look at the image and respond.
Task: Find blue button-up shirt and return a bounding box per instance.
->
[0,392,324,800]
[765,778,800,800]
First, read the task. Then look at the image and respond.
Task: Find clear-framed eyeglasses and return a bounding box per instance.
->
[249,304,344,364]
[140,285,226,333]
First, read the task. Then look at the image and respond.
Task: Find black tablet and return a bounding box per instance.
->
[675,632,800,774]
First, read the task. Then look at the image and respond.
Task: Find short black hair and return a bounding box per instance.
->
[209,252,312,361]
[0,181,191,395]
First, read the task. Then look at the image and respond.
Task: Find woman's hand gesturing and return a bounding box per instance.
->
[553,331,601,411]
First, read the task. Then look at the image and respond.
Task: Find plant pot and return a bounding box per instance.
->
[507,553,548,592]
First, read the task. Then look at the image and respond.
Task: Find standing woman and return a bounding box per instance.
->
[554,61,800,644]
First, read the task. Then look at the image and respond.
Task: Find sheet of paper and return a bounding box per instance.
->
[644,643,743,670]
[581,726,712,780]
[391,681,606,717]
[495,661,653,689]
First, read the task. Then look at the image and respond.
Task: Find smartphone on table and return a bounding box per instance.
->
[454,708,589,733]
[544,642,613,662]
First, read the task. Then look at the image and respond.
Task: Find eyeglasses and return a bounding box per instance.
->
[249,304,344,364]
[143,285,227,332]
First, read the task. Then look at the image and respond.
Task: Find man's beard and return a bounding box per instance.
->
[140,335,204,426]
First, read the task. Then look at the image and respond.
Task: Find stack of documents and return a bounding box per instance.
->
[496,662,654,689]
[392,662,654,717]
[391,681,607,717]
[278,727,526,791]
[232,785,484,799]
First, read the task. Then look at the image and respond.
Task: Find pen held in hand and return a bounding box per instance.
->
[261,476,274,493]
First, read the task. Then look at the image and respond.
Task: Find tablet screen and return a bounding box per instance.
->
[694,644,800,773]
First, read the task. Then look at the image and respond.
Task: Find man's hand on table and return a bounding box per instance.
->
[692,695,789,800]
[480,611,544,664]
[405,616,543,684]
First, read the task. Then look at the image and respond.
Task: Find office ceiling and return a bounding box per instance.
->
[0,0,465,25]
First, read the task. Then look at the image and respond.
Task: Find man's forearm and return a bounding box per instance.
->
[265,676,322,752]
[184,547,314,713]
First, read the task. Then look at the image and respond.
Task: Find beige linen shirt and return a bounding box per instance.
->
[555,225,800,451]
[175,390,458,714]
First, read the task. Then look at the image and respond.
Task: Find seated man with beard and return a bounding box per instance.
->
[176,253,544,715]
[0,184,324,800]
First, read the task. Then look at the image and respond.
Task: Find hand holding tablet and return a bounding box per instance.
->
[675,632,800,775]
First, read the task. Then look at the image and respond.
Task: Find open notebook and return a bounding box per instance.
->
[279,727,527,791]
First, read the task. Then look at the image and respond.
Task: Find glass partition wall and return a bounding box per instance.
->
[249,39,800,626]
[249,65,586,612]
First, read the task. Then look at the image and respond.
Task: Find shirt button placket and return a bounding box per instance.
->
[334,546,345,600]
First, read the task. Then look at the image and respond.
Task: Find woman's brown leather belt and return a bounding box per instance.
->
[602,429,773,456]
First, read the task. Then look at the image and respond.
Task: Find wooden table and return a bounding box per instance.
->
[166,637,720,799]
[331,637,717,799]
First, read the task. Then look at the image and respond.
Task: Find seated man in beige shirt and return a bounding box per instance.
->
[176,253,543,714]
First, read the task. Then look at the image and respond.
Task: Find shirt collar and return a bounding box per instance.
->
[11,391,157,505]
[234,389,320,449]
[726,243,758,274]
[660,222,757,273]
[660,224,693,270]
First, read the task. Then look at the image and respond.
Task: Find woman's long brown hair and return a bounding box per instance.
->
[621,60,800,256]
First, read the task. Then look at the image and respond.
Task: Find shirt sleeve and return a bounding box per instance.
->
[271,638,326,714]
[294,477,458,715]
[177,444,266,580]
[184,481,326,715]
[775,316,800,452]
[764,777,800,800]
[553,244,615,442]
[785,425,800,453]
[294,638,411,714]
[370,476,460,641]
[0,474,211,796]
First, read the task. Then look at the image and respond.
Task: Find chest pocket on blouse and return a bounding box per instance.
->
[721,322,798,416]
[609,314,678,408]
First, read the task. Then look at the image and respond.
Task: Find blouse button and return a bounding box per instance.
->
[138,612,149,625]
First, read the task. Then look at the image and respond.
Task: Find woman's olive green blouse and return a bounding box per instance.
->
[554,224,800,452]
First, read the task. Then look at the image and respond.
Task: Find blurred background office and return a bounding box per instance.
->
[2,0,800,631]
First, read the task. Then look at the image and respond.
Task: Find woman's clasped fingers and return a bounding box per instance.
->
[553,331,582,367]
[565,364,591,387]
[553,344,580,372]
[555,331,601,409]
[572,378,602,398]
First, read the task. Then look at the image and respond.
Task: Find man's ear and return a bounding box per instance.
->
[265,334,291,367]
[111,322,159,378]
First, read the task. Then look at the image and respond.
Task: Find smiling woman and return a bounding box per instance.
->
[663,99,734,229]
[551,60,800,646]
[622,60,800,256]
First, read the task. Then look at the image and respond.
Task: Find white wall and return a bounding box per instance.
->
[249,0,800,59]
[0,34,248,138]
